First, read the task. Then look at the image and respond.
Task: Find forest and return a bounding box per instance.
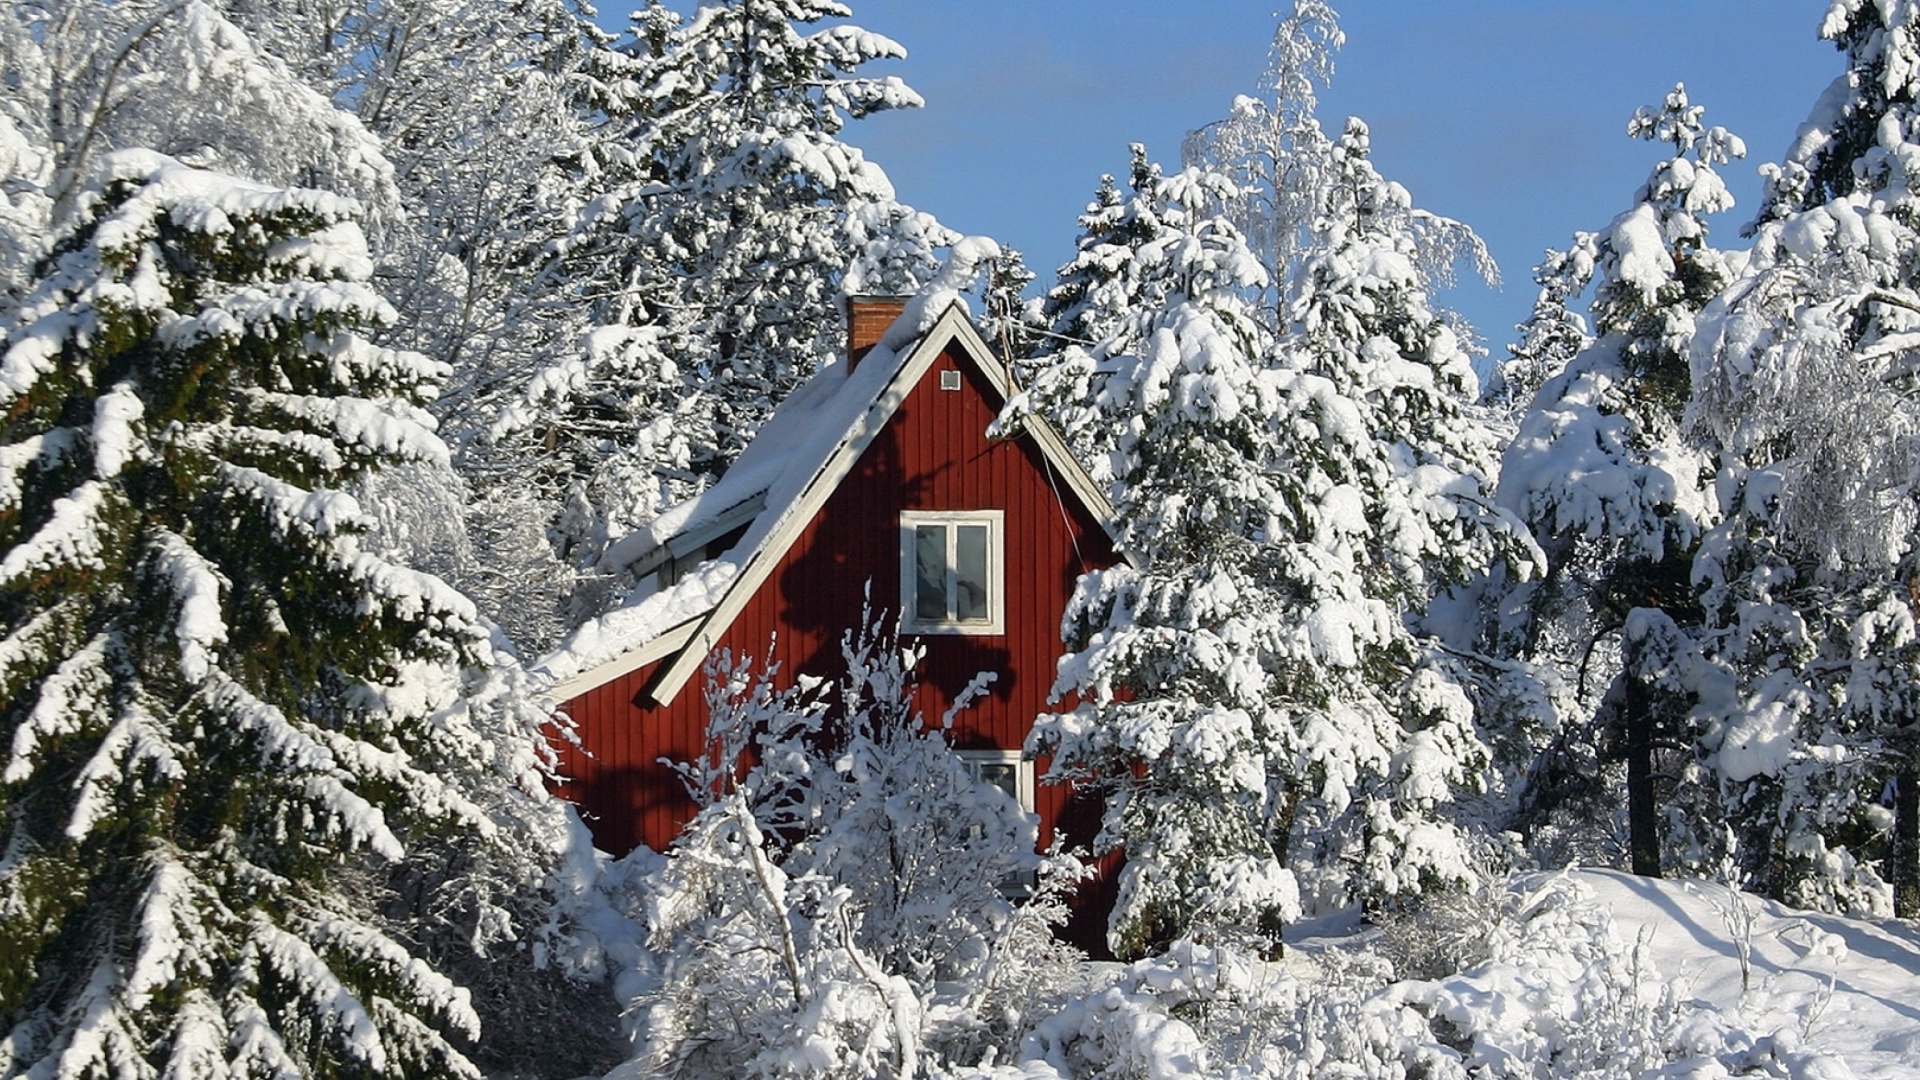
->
[2,0,1918,1077]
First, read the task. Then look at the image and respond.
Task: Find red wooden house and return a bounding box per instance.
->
[540,297,1122,950]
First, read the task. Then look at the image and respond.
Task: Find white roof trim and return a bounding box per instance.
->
[571,302,1120,707]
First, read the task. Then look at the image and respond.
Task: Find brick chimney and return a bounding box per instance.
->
[846,295,909,371]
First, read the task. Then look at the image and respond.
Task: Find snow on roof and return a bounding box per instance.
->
[596,350,871,577]
[595,242,1001,581]
[537,302,939,698]
[532,557,738,694]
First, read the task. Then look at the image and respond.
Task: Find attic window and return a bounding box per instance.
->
[900,510,1003,635]
[939,369,962,391]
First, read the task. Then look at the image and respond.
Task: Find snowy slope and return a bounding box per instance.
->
[951,869,1920,1079]
[1577,870,1920,1079]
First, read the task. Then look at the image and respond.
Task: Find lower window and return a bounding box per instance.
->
[957,749,1034,812]
[958,749,1036,897]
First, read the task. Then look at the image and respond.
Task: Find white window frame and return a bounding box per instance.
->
[958,749,1036,897]
[899,510,1004,635]
[956,749,1035,813]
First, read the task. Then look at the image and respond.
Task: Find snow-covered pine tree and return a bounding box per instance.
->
[0,152,574,1078]
[1497,86,1742,876]
[1020,22,1529,953]
[1270,116,1535,911]
[1688,3,1920,916]
[0,0,588,650]
[491,0,951,580]
[1483,241,1595,418]
[1038,149,1176,354]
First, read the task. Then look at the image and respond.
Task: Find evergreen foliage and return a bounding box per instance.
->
[1483,243,1594,418]
[1686,1,1920,917]
[0,152,570,1079]
[1497,85,1743,877]
[1019,152,1293,956]
[978,245,1044,371]
[1014,146,1250,491]
[1018,113,1532,955]
[1272,117,1535,909]
[213,0,650,651]
[486,0,953,583]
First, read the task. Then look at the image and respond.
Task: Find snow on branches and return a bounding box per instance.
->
[0,153,573,1078]
[638,617,1082,1078]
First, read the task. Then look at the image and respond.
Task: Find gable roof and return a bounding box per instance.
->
[537,301,1118,704]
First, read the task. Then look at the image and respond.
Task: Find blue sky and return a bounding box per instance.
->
[620,3,1842,359]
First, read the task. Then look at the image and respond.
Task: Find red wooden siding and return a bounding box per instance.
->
[555,333,1120,950]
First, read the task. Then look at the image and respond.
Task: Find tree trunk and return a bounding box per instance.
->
[1894,750,1919,919]
[1624,661,1661,878]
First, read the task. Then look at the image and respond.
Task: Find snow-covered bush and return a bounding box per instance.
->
[634,618,1086,1078]
[1386,873,1681,1079]
[1371,880,1509,982]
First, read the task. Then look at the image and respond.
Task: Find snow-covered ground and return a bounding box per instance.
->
[591,867,1920,1078]
[1269,869,1920,1080]
[1007,868,1920,1079]
[1270,869,1920,1080]
[1573,870,1920,1079]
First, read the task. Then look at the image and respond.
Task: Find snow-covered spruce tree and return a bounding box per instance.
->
[1037,148,1177,356]
[0,0,578,648]
[639,619,1080,1078]
[1016,145,1216,490]
[1497,86,1743,876]
[0,153,576,1077]
[1686,2,1920,916]
[979,245,1044,374]
[492,0,951,578]
[205,0,644,651]
[1013,150,1312,956]
[1482,241,1595,419]
[1270,117,1535,914]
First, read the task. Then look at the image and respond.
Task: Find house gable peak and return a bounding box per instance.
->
[543,300,1120,706]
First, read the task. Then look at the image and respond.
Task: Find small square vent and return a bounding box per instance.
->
[939,369,962,391]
